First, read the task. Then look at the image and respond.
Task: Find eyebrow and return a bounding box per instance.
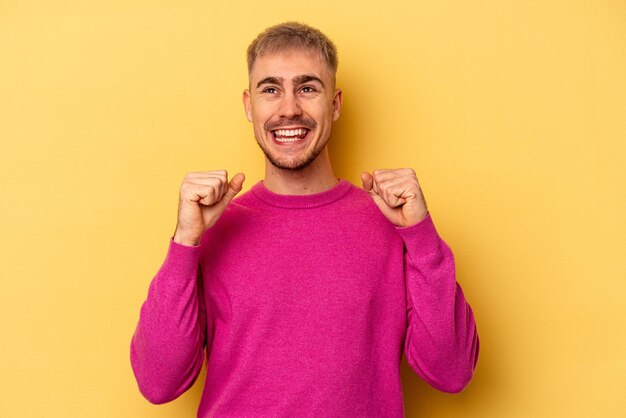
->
[256,76,283,88]
[293,74,325,87]
[256,74,325,89]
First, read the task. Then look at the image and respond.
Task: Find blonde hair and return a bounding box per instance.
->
[247,22,338,82]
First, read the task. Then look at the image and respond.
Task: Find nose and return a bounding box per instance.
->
[277,91,302,119]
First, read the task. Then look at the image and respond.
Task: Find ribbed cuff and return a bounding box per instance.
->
[163,238,202,273]
[395,213,442,258]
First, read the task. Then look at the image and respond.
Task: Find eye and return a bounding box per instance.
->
[301,86,316,93]
[262,87,278,94]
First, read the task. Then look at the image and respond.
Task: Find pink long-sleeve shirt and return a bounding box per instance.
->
[131,179,479,417]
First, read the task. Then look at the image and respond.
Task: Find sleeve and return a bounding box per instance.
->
[130,239,208,404]
[396,213,480,393]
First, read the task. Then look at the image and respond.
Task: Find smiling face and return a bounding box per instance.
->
[243,48,342,170]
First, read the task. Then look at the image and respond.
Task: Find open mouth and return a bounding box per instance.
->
[271,128,310,144]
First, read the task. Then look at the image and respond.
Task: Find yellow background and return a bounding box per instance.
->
[1,0,624,416]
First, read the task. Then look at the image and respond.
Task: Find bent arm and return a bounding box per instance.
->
[398,214,479,393]
[130,240,208,404]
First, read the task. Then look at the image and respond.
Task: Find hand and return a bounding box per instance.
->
[361,168,428,227]
[173,170,245,246]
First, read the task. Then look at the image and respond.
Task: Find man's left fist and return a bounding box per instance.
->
[361,168,428,227]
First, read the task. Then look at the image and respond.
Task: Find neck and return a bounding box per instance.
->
[263,148,338,195]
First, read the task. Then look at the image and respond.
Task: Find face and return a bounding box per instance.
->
[243,48,342,170]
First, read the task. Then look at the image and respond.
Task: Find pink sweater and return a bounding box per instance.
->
[131,180,479,417]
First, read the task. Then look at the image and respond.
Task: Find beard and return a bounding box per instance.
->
[255,116,326,170]
[256,138,326,170]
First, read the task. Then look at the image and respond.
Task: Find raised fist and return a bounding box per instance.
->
[173,170,245,246]
[361,168,428,227]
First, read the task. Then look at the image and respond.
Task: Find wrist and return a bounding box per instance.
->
[173,229,201,246]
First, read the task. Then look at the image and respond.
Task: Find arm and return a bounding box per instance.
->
[398,214,479,393]
[130,241,208,404]
[130,170,245,403]
[361,168,479,392]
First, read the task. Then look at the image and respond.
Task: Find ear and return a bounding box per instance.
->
[242,89,252,122]
[332,88,343,121]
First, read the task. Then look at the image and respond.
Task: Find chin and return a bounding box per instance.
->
[265,149,324,171]
[268,155,317,170]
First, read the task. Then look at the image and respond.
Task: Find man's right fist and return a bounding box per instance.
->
[173,170,245,246]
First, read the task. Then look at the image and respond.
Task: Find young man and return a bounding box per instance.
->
[131,22,479,417]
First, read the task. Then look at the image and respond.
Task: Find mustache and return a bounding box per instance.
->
[265,117,317,131]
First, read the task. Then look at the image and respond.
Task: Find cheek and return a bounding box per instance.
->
[251,111,267,126]
[253,106,276,125]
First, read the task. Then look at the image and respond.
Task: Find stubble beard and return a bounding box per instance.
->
[256,137,326,171]
[255,116,327,171]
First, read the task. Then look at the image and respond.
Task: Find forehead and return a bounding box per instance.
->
[250,48,332,82]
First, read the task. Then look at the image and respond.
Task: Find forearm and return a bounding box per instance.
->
[398,214,479,393]
[130,240,207,404]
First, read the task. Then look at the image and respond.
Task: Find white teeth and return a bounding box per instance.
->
[272,128,309,143]
[274,128,307,137]
[275,137,300,143]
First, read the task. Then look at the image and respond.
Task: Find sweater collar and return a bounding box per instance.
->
[250,179,353,209]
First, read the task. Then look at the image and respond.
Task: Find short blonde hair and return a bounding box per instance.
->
[247,22,338,82]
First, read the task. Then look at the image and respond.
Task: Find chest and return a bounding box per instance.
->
[200,208,406,337]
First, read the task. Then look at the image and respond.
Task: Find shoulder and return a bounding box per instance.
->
[335,181,400,234]
[216,187,259,224]
[341,181,389,218]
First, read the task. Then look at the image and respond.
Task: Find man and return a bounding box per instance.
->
[131,22,479,417]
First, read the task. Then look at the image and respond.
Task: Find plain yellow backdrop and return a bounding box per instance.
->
[1,1,624,417]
